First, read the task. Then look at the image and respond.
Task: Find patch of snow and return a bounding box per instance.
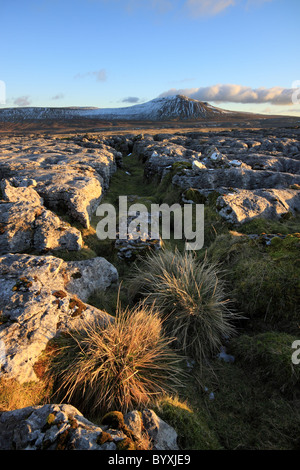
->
[229,160,242,167]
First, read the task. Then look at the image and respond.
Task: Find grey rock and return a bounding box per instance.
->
[0,253,116,383]
[29,166,103,229]
[0,180,83,253]
[0,404,178,451]
[65,257,119,302]
[0,404,104,450]
[192,160,207,173]
[142,409,179,451]
[0,134,120,228]
[173,168,300,191]
[124,410,143,439]
[33,209,83,251]
[114,212,163,260]
[216,188,300,224]
[1,178,43,205]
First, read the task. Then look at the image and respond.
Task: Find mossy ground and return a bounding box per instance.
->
[1,148,300,450]
[230,332,300,394]
[198,360,300,450]
[205,231,300,332]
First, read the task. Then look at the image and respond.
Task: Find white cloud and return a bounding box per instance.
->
[51,93,64,100]
[127,0,173,13]
[94,0,273,17]
[95,0,173,14]
[185,0,236,16]
[13,96,31,106]
[74,69,107,82]
[159,84,297,105]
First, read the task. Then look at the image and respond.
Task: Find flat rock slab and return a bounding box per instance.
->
[0,253,118,383]
[0,135,121,228]
[15,166,103,229]
[130,131,300,226]
[0,180,83,253]
[173,168,300,191]
[216,188,300,224]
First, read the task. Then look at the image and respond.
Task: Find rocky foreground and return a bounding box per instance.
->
[0,125,299,450]
[0,405,177,450]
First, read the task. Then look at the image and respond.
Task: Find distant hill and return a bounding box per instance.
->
[0,95,258,122]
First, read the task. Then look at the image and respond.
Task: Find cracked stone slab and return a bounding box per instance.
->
[0,253,117,383]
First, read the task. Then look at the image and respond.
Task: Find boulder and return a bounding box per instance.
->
[33,210,83,251]
[1,178,42,205]
[114,212,163,260]
[124,410,143,439]
[0,404,108,450]
[192,160,207,173]
[28,166,103,229]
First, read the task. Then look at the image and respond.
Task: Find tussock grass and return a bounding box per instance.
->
[128,249,238,366]
[49,303,184,416]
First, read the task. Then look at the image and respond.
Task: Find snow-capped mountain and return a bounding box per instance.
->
[0,95,239,122]
[83,95,237,120]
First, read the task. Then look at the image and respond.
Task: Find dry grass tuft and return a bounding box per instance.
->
[49,302,184,416]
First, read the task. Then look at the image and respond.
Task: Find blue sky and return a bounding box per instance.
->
[1,0,300,115]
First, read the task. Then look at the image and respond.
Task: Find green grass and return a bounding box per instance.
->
[198,360,300,450]
[205,232,300,332]
[87,284,129,317]
[238,215,300,236]
[153,396,221,450]
[230,332,300,394]
[101,154,158,206]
